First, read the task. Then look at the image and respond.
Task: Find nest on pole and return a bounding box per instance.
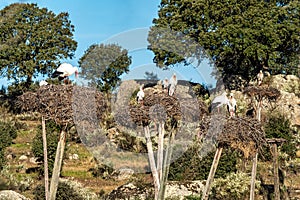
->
[129,88,209,127]
[129,93,181,127]
[243,85,280,101]
[16,84,107,126]
[199,115,266,158]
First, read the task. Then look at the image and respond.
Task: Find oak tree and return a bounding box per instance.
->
[148,0,299,89]
[0,3,77,92]
[79,43,132,92]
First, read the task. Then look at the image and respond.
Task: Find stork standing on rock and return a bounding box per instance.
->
[51,63,79,82]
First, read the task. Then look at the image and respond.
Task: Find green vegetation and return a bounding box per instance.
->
[31,120,60,177]
[79,43,132,93]
[264,114,297,158]
[148,0,300,89]
[34,182,85,200]
[0,121,17,169]
[168,144,239,181]
[211,172,260,200]
[0,3,77,94]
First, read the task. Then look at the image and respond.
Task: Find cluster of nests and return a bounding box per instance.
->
[16,84,280,157]
[128,85,281,157]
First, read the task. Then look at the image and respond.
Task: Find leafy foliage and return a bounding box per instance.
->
[168,143,239,181]
[79,43,131,92]
[89,163,114,179]
[34,182,85,200]
[0,3,77,91]
[144,71,159,80]
[0,121,17,169]
[148,0,300,89]
[211,172,260,200]
[31,120,60,177]
[264,114,296,158]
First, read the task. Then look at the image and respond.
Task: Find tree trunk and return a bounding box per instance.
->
[49,129,66,200]
[201,147,223,200]
[42,116,49,200]
[144,126,160,200]
[25,74,33,90]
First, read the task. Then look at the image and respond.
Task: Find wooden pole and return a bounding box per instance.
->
[49,129,66,200]
[157,122,164,181]
[250,98,262,200]
[273,143,280,200]
[144,126,160,200]
[201,147,223,200]
[159,128,175,200]
[250,152,258,200]
[42,116,49,200]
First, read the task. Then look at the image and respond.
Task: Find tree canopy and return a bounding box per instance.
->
[144,71,159,80]
[0,3,77,90]
[79,43,132,92]
[148,0,300,89]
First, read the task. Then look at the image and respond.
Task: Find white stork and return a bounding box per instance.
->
[168,73,177,96]
[211,92,228,113]
[227,93,237,117]
[257,70,264,86]
[136,85,145,104]
[39,80,48,87]
[51,63,78,81]
[162,77,169,94]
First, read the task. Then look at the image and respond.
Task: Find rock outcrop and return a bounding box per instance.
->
[106,181,204,200]
[268,75,300,129]
[0,190,30,200]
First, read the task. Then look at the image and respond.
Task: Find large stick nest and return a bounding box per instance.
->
[129,89,208,127]
[16,84,107,126]
[129,93,181,126]
[199,115,266,158]
[243,86,280,100]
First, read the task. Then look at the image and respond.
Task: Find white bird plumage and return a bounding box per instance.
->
[227,93,237,117]
[257,70,264,86]
[211,92,228,112]
[136,86,145,104]
[52,63,78,81]
[168,73,177,96]
[39,80,48,87]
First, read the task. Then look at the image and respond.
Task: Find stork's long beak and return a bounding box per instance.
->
[75,71,78,78]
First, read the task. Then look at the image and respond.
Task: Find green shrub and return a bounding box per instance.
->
[34,182,85,200]
[185,195,202,200]
[31,120,61,177]
[168,143,239,181]
[0,179,9,190]
[210,172,260,200]
[89,163,114,179]
[264,114,296,159]
[0,121,17,169]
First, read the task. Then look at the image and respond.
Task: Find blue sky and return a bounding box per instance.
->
[0,0,216,87]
